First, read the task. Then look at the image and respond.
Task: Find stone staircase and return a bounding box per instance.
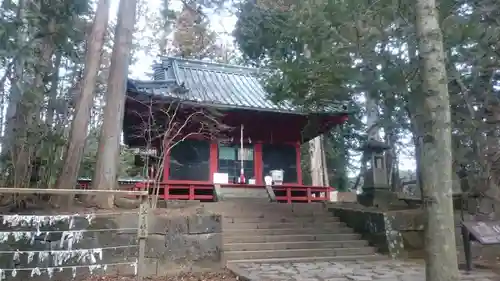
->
[205,200,383,263]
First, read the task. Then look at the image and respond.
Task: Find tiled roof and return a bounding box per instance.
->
[128,57,347,114]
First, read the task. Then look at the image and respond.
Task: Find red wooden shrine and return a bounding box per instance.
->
[80,57,349,203]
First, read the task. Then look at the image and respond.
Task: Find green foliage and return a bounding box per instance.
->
[79,129,142,179]
[234,0,367,182]
[234,0,500,193]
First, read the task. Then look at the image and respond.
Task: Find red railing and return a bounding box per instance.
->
[133,181,215,201]
[76,179,333,203]
[77,179,142,195]
[272,185,332,203]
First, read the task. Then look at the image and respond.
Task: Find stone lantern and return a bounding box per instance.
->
[357,139,397,208]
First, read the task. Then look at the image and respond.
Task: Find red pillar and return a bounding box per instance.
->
[295,142,302,184]
[163,149,170,182]
[209,142,218,182]
[254,143,263,184]
[162,146,171,200]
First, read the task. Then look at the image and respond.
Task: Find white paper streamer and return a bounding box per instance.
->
[0,213,131,280]
[2,214,96,230]
[30,267,41,277]
[27,251,35,264]
[13,250,20,262]
[133,259,138,275]
[46,267,53,279]
[0,261,133,279]
[88,264,101,275]
[5,247,107,269]
[59,231,85,250]
[0,230,87,247]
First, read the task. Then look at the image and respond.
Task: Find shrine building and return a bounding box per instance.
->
[121,57,349,203]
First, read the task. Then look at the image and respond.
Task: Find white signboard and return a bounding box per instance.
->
[213,173,229,184]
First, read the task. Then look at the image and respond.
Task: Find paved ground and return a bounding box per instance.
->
[230,260,499,281]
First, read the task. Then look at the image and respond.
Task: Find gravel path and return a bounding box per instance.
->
[229,260,499,281]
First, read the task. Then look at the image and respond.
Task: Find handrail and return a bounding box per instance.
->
[0,187,147,196]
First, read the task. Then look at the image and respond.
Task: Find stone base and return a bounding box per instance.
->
[357,187,398,209]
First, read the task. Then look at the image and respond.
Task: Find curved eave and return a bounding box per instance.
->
[126,86,351,118]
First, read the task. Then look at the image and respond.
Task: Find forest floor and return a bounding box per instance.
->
[81,269,241,281]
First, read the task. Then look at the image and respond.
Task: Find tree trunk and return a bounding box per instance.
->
[414,0,459,279]
[365,90,379,141]
[303,44,328,187]
[4,0,26,159]
[46,50,63,127]
[320,135,329,186]
[92,0,137,208]
[309,136,324,186]
[43,50,62,187]
[12,15,56,189]
[55,0,110,194]
[405,25,425,200]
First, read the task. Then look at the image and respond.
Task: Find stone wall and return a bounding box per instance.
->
[329,205,500,263]
[0,204,222,280]
[328,206,395,255]
[146,209,222,276]
[0,211,140,281]
[330,205,439,259]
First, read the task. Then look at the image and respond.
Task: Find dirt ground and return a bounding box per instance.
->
[81,270,241,281]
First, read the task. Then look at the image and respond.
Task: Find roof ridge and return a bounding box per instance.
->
[159,56,261,74]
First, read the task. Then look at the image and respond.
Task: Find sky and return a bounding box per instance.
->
[109,0,237,79]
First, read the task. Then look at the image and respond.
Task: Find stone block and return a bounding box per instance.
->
[165,216,189,234]
[157,200,201,209]
[163,232,221,263]
[329,207,388,253]
[147,214,170,234]
[337,192,357,202]
[141,257,160,276]
[145,234,167,258]
[358,188,398,209]
[384,210,425,231]
[184,233,221,261]
[92,213,134,230]
[187,214,221,234]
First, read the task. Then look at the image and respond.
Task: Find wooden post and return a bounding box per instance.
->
[137,195,149,281]
[265,184,276,202]
[286,188,292,204]
[213,184,223,201]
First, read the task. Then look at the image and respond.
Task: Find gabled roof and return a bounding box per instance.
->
[127,57,348,115]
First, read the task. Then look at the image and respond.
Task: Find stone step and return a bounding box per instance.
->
[219,188,270,200]
[224,221,345,230]
[224,233,361,243]
[226,254,385,264]
[221,212,334,219]
[224,247,377,260]
[207,203,326,211]
[215,208,329,214]
[221,211,330,217]
[223,240,369,251]
[209,202,326,209]
[224,227,353,236]
[223,216,340,224]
